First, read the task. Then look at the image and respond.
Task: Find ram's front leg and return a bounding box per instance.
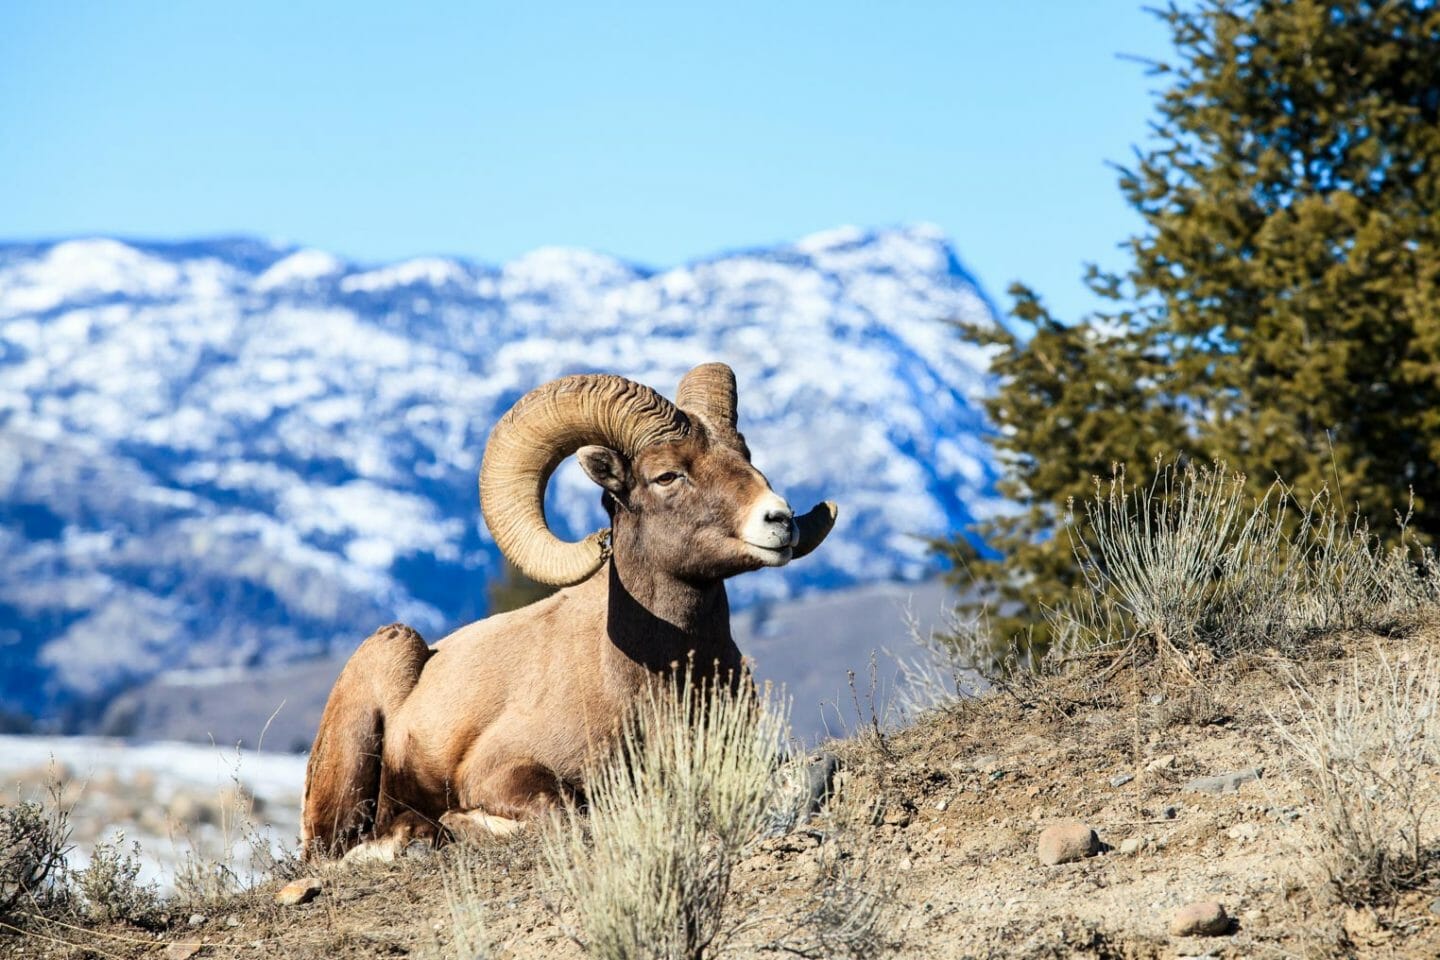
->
[440,755,565,841]
[340,809,446,863]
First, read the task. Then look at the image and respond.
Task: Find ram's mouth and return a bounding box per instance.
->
[743,542,794,567]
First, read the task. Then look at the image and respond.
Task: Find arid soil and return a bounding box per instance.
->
[6,627,1440,959]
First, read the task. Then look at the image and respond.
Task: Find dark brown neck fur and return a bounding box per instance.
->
[603,541,738,677]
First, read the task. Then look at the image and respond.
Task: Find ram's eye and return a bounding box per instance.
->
[652,472,681,487]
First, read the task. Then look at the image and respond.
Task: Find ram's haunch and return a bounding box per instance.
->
[301,363,837,859]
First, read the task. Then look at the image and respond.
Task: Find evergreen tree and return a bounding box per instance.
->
[1135,0,1440,522]
[951,0,1440,641]
[942,288,1186,643]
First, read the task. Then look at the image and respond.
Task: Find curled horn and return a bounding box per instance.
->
[792,501,838,559]
[480,375,689,586]
[676,362,738,434]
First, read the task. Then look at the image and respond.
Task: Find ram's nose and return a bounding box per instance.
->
[743,491,796,550]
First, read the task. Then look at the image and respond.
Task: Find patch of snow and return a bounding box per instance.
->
[339,257,468,292]
[252,249,345,291]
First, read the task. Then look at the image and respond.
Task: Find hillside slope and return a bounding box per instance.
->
[7,624,1436,958]
[0,225,1002,724]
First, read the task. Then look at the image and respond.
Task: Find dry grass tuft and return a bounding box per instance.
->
[74,831,161,926]
[529,671,897,960]
[169,753,301,912]
[0,782,72,920]
[541,674,789,960]
[765,795,900,960]
[1275,648,1440,905]
[1059,460,1440,673]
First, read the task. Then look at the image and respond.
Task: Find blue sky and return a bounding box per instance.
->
[1,2,1171,322]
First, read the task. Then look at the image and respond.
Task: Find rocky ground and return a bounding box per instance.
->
[0,738,305,887]
[5,625,1440,959]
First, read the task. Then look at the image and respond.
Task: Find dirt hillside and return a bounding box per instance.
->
[6,625,1439,959]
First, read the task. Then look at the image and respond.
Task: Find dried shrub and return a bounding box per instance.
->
[168,752,299,912]
[0,787,72,918]
[889,606,994,721]
[765,800,899,960]
[1275,650,1440,905]
[1059,460,1440,670]
[541,674,789,960]
[75,832,160,925]
[437,833,540,960]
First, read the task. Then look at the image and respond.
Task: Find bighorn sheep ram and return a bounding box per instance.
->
[301,363,837,859]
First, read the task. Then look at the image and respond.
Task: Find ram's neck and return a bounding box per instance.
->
[602,555,739,678]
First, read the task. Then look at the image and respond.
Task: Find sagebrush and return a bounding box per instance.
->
[1051,461,1439,669]
[1275,650,1440,905]
[0,787,71,919]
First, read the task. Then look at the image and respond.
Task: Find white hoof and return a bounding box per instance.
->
[341,838,399,864]
[441,809,527,839]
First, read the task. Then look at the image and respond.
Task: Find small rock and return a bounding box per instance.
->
[402,839,435,860]
[1429,898,1440,917]
[1146,754,1176,772]
[1037,821,1100,865]
[164,945,203,960]
[1109,772,1135,788]
[274,877,323,906]
[1227,822,1261,842]
[1170,900,1230,936]
[800,753,842,819]
[1120,837,1145,855]
[1162,805,1179,819]
[934,798,948,811]
[225,917,241,928]
[187,913,206,927]
[1182,768,1262,795]
[881,805,913,828]
[969,754,1001,772]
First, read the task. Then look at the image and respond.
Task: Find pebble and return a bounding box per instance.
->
[1109,772,1135,788]
[934,798,948,811]
[1170,900,1230,936]
[164,945,203,960]
[1429,898,1440,916]
[274,877,323,906]
[1226,822,1260,842]
[1146,754,1176,772]
[1183,768,1262,795]
[187,914,206,927]
[881,805,913,828]
[1120,837,1145,855]
[1037,821,1100,865]
[402,839,435,860]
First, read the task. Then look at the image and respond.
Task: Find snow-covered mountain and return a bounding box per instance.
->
[0,225,1002,728]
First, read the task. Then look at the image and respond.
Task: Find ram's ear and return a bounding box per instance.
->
[577,445,630,497]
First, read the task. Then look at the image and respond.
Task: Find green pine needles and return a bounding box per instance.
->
[949,0,1440,647]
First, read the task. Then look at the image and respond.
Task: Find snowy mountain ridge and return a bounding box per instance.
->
[0,225,1002,727]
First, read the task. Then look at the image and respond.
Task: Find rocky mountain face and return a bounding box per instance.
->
[0,225,1002,727]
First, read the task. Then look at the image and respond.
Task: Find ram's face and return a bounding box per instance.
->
[577,422,797,582]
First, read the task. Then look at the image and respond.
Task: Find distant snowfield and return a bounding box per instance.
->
[0,734,307,799]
